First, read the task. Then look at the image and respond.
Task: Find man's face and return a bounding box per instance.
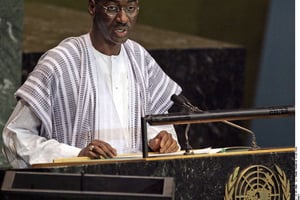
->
[91,0,139,46]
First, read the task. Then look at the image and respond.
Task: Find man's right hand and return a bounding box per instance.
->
[78,140,117,159]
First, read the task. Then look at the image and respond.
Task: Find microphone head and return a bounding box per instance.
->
[171,94,203,113]
[171,94,186,106]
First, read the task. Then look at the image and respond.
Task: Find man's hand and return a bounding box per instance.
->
[148,131,179,153]
[78,140,117,159]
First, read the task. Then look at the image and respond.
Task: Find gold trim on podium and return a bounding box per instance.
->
[31,147,295,169]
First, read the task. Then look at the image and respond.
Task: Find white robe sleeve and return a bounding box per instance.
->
[2,100,81,168]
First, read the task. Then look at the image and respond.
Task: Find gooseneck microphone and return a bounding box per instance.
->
[171,94,259,150]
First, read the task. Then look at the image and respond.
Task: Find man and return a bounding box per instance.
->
[2,0,182,168]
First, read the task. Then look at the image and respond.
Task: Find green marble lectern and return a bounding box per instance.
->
[1,147,294,200]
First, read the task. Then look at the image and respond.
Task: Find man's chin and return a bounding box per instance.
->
[113,37,129,45]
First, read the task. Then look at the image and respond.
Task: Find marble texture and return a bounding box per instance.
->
[7,149,294,200]
[0,0,23,167]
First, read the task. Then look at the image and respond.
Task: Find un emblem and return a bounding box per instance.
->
[224,165,290,200]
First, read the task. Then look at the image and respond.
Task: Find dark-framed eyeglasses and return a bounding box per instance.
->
[101,4,139,18]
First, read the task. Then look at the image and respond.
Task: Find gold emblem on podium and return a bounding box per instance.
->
[224,165,290,200]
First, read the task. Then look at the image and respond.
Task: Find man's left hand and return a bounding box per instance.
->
[148,131,179,153]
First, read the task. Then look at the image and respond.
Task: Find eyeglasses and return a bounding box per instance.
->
[101,5,139,18]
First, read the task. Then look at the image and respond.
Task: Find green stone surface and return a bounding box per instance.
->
[0,0,23,168]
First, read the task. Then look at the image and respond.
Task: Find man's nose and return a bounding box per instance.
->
[116,9,129,23]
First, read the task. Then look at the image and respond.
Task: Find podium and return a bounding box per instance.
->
[1,147,295,200]
[1,107,295,199]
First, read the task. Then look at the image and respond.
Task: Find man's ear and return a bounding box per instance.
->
[88,0,96,16]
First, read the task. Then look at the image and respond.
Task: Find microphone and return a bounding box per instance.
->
[171,94,259,150]
[171,94,203,113]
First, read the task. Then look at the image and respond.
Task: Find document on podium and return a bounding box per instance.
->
[147,147,221,157]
